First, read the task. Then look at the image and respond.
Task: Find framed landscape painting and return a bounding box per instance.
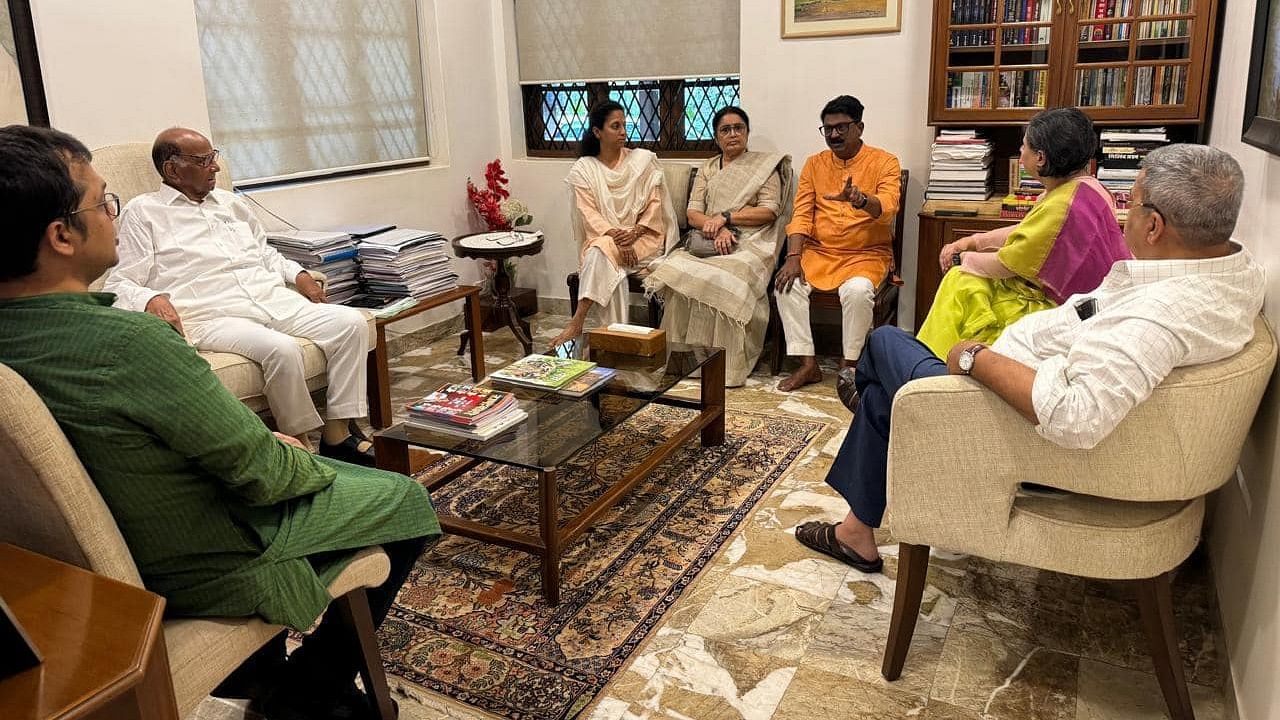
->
[782,0,901,38]
[1243,0,1280,155]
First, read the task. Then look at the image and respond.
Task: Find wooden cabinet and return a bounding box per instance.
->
[915,212,1016,329]
[930,0,1220,125]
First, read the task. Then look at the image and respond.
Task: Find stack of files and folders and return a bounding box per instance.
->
[926,130,993,201]
[265,229,361,304]
[1098,127,1169,216]
[403,383,527,440]
[356,228,458,301]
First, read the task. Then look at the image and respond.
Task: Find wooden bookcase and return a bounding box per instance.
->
[914,0,1221,326]
[929,0,1220,125]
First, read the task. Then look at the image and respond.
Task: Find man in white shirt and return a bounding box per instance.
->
[104,127,374,465]
[793,144,1266,573]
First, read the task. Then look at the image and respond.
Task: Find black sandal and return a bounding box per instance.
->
[795,521,883,573]
[319,435,377,468]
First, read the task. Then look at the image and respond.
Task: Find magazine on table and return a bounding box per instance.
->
[490,354,597,390]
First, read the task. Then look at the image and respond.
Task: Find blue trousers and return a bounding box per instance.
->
[825,326,948,528]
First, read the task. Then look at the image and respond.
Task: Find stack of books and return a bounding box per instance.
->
[1098,127,1169,218]
[266,229,362,305]
[403,383,527,440]
[926,130,992,201]
[490,354,599,391]
[356,228,458,302]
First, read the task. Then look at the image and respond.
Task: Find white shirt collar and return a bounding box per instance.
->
[158,182,221,207]
[1107,242,1250,286]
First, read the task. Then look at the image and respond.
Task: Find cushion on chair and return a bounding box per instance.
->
[660,163,695,230]
[0,364,144,585]
[163,546,390,716]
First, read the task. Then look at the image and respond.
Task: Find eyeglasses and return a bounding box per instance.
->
[819,122,856,137]
[1133,201,1162,217]
[717,123,748,136]
[174,149,221,168]
[69,192,121,220]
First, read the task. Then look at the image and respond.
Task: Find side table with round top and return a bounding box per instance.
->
[452,231,545,356]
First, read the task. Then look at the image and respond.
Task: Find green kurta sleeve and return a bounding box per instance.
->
[112,320,336,507]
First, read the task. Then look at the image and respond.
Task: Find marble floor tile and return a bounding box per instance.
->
[1074,593,1224,688]
[685,575,832,662]
[599,629,798,720]
[805,596,949,698]
[835,547,965,627]
[727,526,851,599]
[947,570,1086,655]
[771,664,927,719]
[1074,659,1224,720]
[930,628,1079,720]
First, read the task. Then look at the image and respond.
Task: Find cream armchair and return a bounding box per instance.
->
[0,362,399,719]
[880,316,1276,720]
[90,143,376,417]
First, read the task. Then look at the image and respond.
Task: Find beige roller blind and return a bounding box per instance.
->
[194,0,430,184]
[515,1,740,84]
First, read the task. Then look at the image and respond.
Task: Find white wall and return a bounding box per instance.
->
[1205,0,1280,717]
[498,0,935,325]
[28,0,503,311]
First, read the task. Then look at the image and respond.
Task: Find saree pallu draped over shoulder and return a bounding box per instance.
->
[645,151,793,386]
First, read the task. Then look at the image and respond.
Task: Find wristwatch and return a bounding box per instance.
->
[721,210,733,224]
[957,343,986,375]
[853,193,869,210]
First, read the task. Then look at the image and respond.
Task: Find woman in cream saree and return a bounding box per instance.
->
[645,107,793,387]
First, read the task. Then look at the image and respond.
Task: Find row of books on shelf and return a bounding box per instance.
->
[1139,0,1191,14]
[1081,21,1132,41]
[1078,67,1127,107]
[1005,0,1052,22]
[403,357,619,440]
[1087,0,1136,18]
[949,27,1054,48]
[999,70,1048,109]
[1137,18,1190,38]
[950,0,1000,25]
[1136,65,1187,105]
[946,73,992,110]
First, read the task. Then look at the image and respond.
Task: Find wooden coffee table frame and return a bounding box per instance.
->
[373,349,725,605]
[366,285,485,429]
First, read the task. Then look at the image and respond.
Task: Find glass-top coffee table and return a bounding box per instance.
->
[372,344,725,604]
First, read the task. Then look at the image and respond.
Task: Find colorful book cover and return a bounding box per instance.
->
[406,383,515,425]
[491,355,597,389]
[557,368,618,397]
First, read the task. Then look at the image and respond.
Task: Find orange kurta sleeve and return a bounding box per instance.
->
[871,153,902,222]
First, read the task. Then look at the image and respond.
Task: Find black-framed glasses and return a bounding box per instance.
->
[1133,201,1162,217]
[819,122,855,137]
[69,192,120,219]
[175,149,221,168]
[717,123,748,136]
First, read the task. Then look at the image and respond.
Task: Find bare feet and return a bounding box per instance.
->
[777,362,823,392]
[548,318,584,351]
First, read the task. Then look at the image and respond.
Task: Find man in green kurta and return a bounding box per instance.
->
[0,125,440,719]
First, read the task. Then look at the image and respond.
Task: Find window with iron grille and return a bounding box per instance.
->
[522,76,740,158]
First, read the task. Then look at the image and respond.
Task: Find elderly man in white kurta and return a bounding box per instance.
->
[103,128,374,466]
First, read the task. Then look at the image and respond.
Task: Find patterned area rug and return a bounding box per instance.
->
[379,405,823,719]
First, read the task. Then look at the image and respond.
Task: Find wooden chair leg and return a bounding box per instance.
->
[567,273,580,317]
[1132,572,1195,720]
[333,589,397,720]
[882,542,930,681]
[648,295,662,328]
[768,296,784,375]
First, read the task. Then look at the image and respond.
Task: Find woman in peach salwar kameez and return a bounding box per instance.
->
[550,101,679,349]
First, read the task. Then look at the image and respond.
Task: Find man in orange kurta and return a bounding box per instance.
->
[775,95,902,392]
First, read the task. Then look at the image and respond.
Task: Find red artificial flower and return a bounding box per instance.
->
[484,159,510,199]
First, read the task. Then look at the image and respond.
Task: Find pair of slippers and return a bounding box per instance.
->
[794,520,883,574]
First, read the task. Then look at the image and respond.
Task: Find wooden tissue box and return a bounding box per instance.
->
[587,327,666,357]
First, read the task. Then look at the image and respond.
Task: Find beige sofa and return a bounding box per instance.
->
[91,143,376,415]
[0,363,399,718]
[881,316,1277,720]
